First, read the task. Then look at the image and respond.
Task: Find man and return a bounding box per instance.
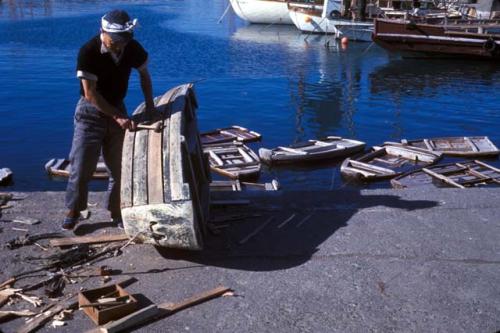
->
[63,9,154,230]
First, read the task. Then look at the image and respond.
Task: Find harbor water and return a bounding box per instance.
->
[0,0,499,191]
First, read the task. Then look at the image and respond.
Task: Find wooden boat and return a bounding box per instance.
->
[45,158,109,179]
[372,18,500,59]
[288,0,373,42]
[210,179,280,191]
[204,142,261,180]
[200,125,261,145]
[391,160,500,188]
[259,136,365,164]
[121,84,210,250]
[230,0,293,24]
[400,136,499,157]
[0,168,13,185]
[340,142,442,181]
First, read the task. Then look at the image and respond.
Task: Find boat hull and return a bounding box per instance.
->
[121,84,210,250]
[372,18,500,59]
[230,0,293,24]
[288,8,373,41]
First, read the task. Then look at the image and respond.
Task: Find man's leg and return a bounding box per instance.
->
[102,121,126,220]
[65,100,105,224]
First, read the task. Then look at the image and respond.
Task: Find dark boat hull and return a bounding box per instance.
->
[372,19,500,60]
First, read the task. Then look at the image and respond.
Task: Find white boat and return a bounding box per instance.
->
[230,0,293,24]
[288,0,374,41]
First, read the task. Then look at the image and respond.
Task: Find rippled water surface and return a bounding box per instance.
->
[1,0,499,191]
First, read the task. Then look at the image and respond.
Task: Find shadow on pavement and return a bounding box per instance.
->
[155,189,439,271]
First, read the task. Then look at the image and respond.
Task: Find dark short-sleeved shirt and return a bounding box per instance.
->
[77,35,148,107]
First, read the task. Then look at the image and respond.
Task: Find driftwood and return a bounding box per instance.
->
[49,234,129,247]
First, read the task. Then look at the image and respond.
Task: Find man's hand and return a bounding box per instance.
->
[114,115,135,130]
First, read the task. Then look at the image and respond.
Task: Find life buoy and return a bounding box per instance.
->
[483,38,497,53]
[329,10,341,19]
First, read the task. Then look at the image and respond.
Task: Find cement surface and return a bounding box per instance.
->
[0,188,499,332]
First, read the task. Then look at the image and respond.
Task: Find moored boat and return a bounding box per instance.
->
[391,160,500,188]
[400,136,499,157]
[45,158,109,179]
[372,18,500,59]
[0,168,13,185]
[230,0,293,24]
[288,0,374,41]
[340,142,442,181]
[210,179,280,191]
[259,136,365,164]
[204,141,261,179]
[200,125,261,145]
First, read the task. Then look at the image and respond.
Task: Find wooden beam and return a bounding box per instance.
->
[159,286,231,314]
[49,233,129,247]
[97,286,231,333]
[422,168,465,188]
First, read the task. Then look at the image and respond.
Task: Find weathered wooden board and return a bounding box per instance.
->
[121,84,209,250]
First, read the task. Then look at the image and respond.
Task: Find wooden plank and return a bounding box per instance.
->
[147,128,164,204]
[101,304,160,333]
[464,136,479,152]
[133,130,148,206]
[423,139,434,151]
[159,286,230,314]
[475,159,500,173]
[121,132,135,208]
[162,115,172,202]
[49,234,129,247]
[349,159,395,175]
[208,150,224,166]
[169,105,186,201]
[237,147,254,163]
[422,168,465,188]
[278,146,308,155]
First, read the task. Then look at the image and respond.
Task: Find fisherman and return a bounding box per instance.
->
[63,9,155,230]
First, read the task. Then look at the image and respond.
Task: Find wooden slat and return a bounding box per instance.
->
[422,167,465,188]
[162,115,172,202]
[278,146,308,155]
[169,100,187,201]
[49,234,129,247]
[475,160,500,173]
[147,128,164,204]
[133,130,148,206]
[464,137,479,152]
[349,159,395,175]
[121,131,135,208]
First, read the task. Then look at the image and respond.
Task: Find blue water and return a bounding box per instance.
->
[0,0,499,191]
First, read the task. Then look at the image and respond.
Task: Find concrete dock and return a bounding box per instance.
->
[0,188,499,332]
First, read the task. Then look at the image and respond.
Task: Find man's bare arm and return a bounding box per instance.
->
[138,66,155,112]
[81,79,133,129]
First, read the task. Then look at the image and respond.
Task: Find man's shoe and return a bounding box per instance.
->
[61,216,80,230]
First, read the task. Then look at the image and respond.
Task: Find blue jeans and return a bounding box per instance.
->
[65,97,126,218]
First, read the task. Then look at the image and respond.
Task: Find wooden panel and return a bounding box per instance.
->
[169,98,187,201]
[147,128,164,204]
[133,130,148,206]
[121,131,135,208]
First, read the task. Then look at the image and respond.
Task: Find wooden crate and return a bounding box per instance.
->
[78,285,137,325]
